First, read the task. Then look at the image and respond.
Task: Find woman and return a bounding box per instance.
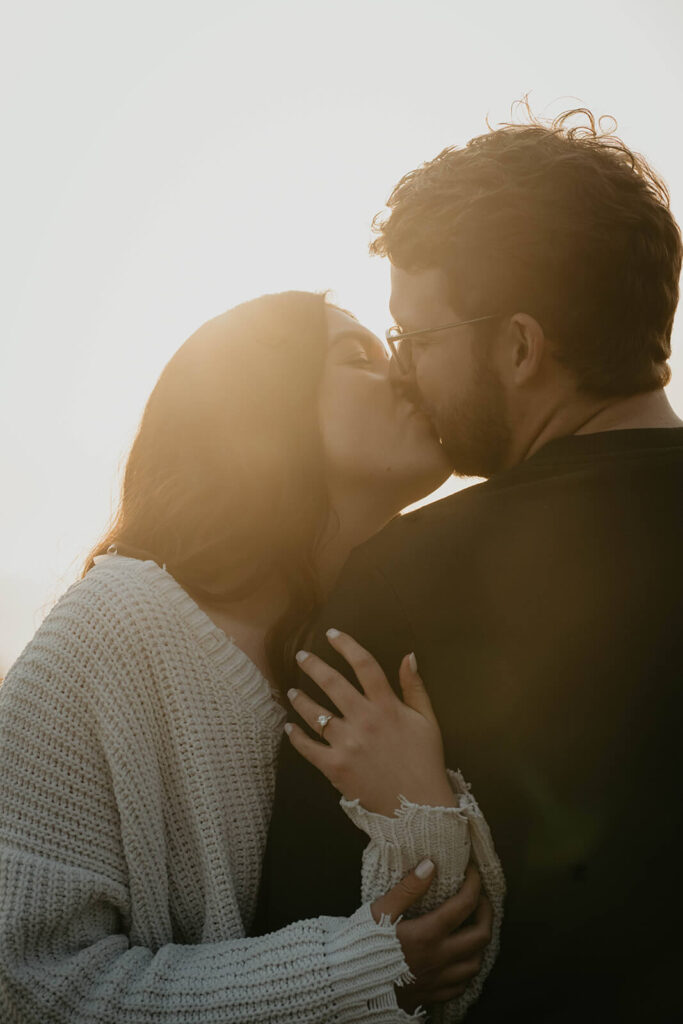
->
[0,291,503,1023]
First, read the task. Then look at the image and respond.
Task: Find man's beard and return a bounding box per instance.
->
[432,355,512,479]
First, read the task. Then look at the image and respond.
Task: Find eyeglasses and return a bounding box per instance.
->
[385,314,503,374]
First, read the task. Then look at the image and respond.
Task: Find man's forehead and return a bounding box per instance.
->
[389,265,454,326]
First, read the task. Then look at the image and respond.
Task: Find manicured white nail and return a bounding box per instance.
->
[408,652,417,673]
[284,722,293,735]
[415,858,434,878]
[287,688,298,702]
[295,650,309,663]
[326,628,341,639]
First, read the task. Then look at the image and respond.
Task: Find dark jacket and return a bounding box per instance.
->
[255,428,683,1022]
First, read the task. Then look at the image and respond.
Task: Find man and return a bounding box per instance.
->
[255,110,683,1020]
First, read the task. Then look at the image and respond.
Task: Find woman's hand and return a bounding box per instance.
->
[372,860,493,1011]
[284,628,456,816]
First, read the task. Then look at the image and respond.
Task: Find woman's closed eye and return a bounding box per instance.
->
[342,343,383,368]
[333,331,390,368]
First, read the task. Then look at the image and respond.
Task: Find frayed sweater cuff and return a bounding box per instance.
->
[323,902,425,1022]
[340,777,471,878]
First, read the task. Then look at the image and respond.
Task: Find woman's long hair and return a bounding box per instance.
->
[84,291,332,690]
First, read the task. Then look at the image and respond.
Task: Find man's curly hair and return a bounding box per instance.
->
[371,104,682,396]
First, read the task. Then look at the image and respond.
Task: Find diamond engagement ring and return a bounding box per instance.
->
[316,713,333,739]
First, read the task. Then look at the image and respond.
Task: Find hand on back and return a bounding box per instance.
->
[285,628,455,817]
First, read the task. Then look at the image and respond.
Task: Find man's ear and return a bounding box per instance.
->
[500,313,547,386]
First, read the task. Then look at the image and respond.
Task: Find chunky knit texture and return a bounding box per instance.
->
[345,773,504,1023]
[0,554,503,1022]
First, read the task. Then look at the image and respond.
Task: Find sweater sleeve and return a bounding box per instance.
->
[0,598,420,1024]
[0,845,419,1024]
[340,770,505,1024]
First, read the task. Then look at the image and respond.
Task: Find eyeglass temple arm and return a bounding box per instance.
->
[386,314,502,344]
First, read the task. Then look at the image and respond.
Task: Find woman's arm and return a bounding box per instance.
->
[0,660,424,1024]
[0,843,445,1024]
[0,632,489,1024]
[0,850,403,1024]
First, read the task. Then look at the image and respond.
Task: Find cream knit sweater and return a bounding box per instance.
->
[0,554,504,1023]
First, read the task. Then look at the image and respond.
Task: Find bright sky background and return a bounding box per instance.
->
[2,0,683,673]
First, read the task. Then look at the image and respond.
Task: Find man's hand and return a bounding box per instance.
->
[372,863,492,1012]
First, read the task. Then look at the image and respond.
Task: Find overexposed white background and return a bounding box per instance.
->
[2,0,683,672]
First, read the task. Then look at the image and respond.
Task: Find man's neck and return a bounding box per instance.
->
[522,388,682,463]
[572,388,683,434]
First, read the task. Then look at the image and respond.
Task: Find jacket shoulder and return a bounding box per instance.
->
[348,481,488,572]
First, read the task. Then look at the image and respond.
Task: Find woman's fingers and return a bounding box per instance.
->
[370,859,435,924]
[283,721,334,776]
[295,650,365,717]
[323,629,393,700]
[398,652,439,724]
[287,686,341,742]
